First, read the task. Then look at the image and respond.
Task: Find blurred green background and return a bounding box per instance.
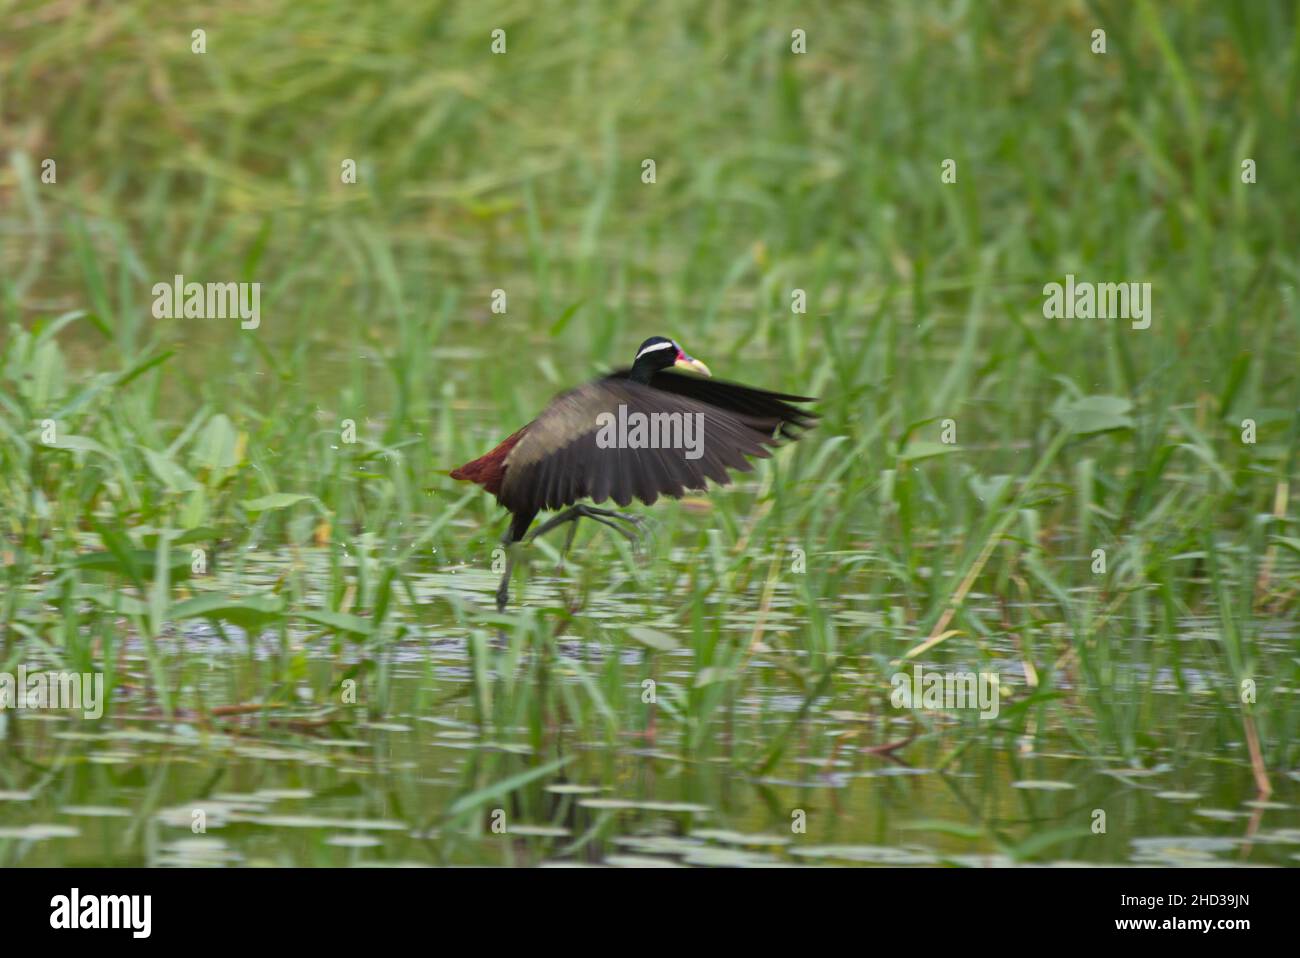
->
[0,1,1298,866]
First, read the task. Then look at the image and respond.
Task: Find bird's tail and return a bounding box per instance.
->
[449,426,531,495]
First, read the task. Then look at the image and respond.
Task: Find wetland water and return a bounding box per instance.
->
[4,558,1297,867]
[3,0,1299,880]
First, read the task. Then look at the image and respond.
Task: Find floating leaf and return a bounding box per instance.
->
[577,799,709,813]
[191,414,242,472]
[297,610,373,637]
[899,819,986,840]
[605,854,686,868]
[789,844,937,864]
[1011,780,1076,791]
[53,585,149,616]
[691,829,791,847]
[39,435,111,457]
[1051,395,1133,435]
[898,440,957,463]
[171,593,283,628]
[967,474,1011,504]
[625,626,678,652]
[694,667,732,688]
[142,447,199,493]
[243,492,317,513]
[0,824,79,839]
[172,526,220,546]
[509,824,571,837]
[72,549,193,582]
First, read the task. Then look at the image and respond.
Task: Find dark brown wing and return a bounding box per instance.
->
[607,368,819,439]
[498,377,807,515]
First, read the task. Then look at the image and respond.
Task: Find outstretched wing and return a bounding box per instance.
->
[608,368,819,439]
[499,376,810,515]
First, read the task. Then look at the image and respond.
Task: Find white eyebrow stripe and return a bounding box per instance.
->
[635,341,676,360]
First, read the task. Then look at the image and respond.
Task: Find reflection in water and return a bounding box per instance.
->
[1,563,1296,867]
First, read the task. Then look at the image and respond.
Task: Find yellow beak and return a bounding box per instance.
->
[673,355,711,377]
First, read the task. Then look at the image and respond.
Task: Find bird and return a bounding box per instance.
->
[450,336,817,610]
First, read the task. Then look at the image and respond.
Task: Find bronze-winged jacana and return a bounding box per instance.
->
[451,336,817,610]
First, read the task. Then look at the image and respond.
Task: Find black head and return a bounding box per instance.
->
[630,336,711,383]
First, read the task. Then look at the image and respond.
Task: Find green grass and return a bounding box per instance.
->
[1,0,1298,846]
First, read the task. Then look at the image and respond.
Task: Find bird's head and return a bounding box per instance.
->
[632,336,711,378]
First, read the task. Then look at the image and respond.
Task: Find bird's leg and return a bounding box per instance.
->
[576,511,640,544]
[576,506,650,553]
[576,505,648,534]
[495,530,518,612]
[526,505,643,549]
[525,506,585,543]
[558,519,580,572]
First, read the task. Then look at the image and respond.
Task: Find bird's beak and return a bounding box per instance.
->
[674,354,711,377]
